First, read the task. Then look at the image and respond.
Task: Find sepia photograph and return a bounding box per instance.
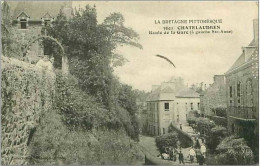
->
[1,1,259,165]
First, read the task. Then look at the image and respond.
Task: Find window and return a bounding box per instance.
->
[191,103,193,110]
[44,20,51,26]
[237,82,241,103]
[164,102,169,111]
[20,19,27,29]
[246,79,253,107]
[237,82,241,97]
[229,86,232,98]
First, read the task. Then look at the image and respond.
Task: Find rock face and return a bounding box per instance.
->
[1,56,56,165]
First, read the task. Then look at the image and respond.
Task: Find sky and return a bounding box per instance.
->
[73,1,258,92]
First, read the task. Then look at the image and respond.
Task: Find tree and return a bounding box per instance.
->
[45,6,142,141]
[155,133,179,153]
[46,7,142,110]
[195,117,215,135]
[215,136,254,165]
[206,126,227,152]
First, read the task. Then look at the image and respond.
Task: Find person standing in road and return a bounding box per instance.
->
[200,144,206,158]
[178,150,185,165]
[173,148,178,162]
[188,147,196,164]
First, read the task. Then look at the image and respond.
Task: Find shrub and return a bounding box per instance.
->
[207,115,227,127]
[206,126,227,152]
[215,136,254,165]
[28,108,144,165]
[55,73,119,131]
[212,107,227,117]
[155,132,178,153]
[195,117,215,136]
[187,110,199,126]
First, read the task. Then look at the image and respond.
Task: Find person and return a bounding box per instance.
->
[197,151,205,165]
[178,150,185,165]
[201,137,205,144]
[173,148,178,161]
[169,147,174,161]
[194,138,201,149]
[188,147,196,164]
[180,124,182,130]
[200,144,206,158]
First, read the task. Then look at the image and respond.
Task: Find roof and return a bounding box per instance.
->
[146,87,161,101]
[161,86,175,93]
[227,52,245,72]
[175,88,200,98]
[8,1,72,20]
[248,39,257,47]
[226,39,258,74]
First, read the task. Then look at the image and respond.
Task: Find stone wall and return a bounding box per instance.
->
[1,56,56,165]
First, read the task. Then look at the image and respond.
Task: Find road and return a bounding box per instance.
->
[139,123,200,165]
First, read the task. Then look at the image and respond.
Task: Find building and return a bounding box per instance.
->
[5,1,73,72]
[200,75,226,116]
[145,77,200,136]
[225,19,258,144]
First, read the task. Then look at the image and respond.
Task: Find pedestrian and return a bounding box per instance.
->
[180,124,182,130]
[201,137,205,144]
[200,144,206,158]
[178,150,185,165]
[197,151,205,165]
[169,147,174,161]
[188,147,196,164]
[194,138,201,149]
[173,148,178,161]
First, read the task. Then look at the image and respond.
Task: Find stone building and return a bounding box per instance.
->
[6,1,73,73]
[145,77,200,136]
[200,75,226,116]
[225,19,258,144]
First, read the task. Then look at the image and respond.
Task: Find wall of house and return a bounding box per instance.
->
[158,100,175,135]
[225,60,259,135]
[200,75,226,116]
[174,97,200,124]
[146,101,160,136]
[12,23,44,60]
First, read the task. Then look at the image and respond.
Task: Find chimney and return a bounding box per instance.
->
[213,75,225,85]
[152,85,160,92]
[253,19,258,45]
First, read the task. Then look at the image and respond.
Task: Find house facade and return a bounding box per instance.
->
[145,77,200,136]
[225,19,258,143]
[200,75,226,116]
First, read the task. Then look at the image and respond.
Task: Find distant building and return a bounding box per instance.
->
[225,19,258,141]
[5,1,73,72]
[200,75,226,116]
[145,77,200,136]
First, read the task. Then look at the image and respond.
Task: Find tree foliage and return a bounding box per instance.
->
[155,133,179,153]
[45,6,142,141]
[206,126,227,152]
[215,136,254,165]
[46,6,142,109]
